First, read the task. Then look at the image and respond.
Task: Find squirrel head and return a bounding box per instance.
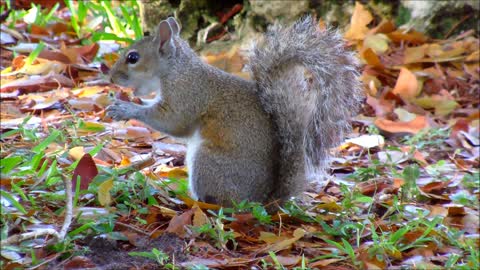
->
[109,17,186,96]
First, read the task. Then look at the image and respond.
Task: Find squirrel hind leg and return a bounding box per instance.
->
[188,146,275,207]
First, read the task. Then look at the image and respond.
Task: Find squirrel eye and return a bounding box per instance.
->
[126,51,140,64]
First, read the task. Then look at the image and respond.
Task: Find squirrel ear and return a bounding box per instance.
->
[166,17,180,36]
[156,20,174,54]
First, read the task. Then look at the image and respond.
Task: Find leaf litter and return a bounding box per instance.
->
[0,2,478,269]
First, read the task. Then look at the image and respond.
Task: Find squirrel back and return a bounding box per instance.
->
[247,16,362,200]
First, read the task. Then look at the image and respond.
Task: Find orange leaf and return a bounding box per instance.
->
[344,2,373,41]
[362,48,383,67]
[371,20,396,34]
[119,155,131,166]
[374,115,429,134]
[387,30,427,44]
[392,68,419,100]
[179,196,221,211]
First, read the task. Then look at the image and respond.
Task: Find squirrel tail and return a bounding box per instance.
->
[247,16,362,201]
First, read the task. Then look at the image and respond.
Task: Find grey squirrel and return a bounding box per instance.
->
[106,16,362,207]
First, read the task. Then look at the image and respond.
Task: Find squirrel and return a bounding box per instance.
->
[106,16,362,207]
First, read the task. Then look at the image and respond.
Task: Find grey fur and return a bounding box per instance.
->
[107,16,362,207]
[247,16,362,198]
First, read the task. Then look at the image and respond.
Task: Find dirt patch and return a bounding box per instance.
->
[49,233,187,269]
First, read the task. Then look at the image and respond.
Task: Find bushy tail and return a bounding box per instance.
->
[247,16,362,201]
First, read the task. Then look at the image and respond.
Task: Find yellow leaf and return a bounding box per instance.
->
[192,205,209,227]
[363,34,390,54]
[179,196,221,210]
[404,45,426,64]
[120,155,131,167]
[435,100,459,116]
[69,146,85,161]
[157,167,188,179]
[77,86,105,97]
[22,61,65,75]
[466,50,479,62]
[344,2,373,41]
[78,121,106,133]
[0,66,12,74]
[425,43,443,57]
[98,178,114,206]
[414,95,459,116]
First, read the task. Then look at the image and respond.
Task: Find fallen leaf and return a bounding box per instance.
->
[375,115,429,135]
[345,134,385,149]
[97,178,113,206]
[0,73,74,93]
[404,45,426,64]
[309,258,344,268]
[69,146,85,161]
[192,205,209,227]
[392,67,419,100]
[179,196,221,211]
[63,256,97,270]
[415,95,459,116]
[361,48,383,67]
[268,255,301,267]
[394,108,417,122]
[261,228,306,252]
[344,2,373,41]
[72,153,98,191]
[387,30,427,44]
[363,34,390,54]
[165,208,194,237]
[378,150,408,164]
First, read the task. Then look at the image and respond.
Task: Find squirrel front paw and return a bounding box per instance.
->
[106,99,135,121]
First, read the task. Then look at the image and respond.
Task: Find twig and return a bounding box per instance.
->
[445,14,472,39]
[27,253,60,270]
[116,221,150,235]
[1,229,60,246]
[58,174,73,240]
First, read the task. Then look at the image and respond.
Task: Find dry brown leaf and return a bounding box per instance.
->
[309,258,344,268]
[192,205,209,227]
[260,228,306,253]
[38,50,72,64]
[366,95,394,117]
[165,208,194,237]
[0,73,74,93]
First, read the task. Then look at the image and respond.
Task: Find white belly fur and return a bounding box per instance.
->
[185,129,203,200]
